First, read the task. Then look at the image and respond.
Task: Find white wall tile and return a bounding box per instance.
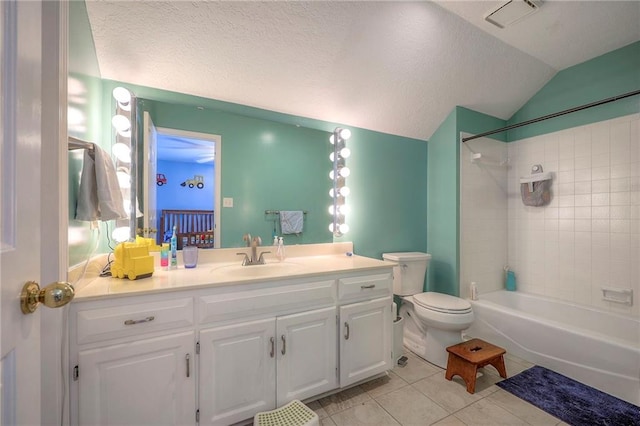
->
[461,115,639,317]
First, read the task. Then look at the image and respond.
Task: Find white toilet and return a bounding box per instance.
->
[383,252,474,368]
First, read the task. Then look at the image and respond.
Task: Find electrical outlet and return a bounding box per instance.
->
[223,197,233,208]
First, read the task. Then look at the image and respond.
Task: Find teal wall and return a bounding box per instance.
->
[508,41,640,141]
[68,0,109,266]
[426,108,505,295]
[99,80,428,258]
[426,41,640,297]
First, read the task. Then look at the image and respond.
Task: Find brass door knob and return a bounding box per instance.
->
[20,281,75,314]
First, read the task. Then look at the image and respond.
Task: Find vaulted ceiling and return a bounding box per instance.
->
[86,1,640,140]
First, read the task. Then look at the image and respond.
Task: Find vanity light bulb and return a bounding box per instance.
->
[339,129,352,140]
[339,205,350,215]
[340,148,351,158]
[112,142,131,163]
[328,223,335,232]
[339,186,350,197]
[329,170,335,180]
[329,134,335,145]
[339,167,350,178]
[112,226,130,243]
[112,114,131,132]
[329,152,335,162]
[339,223,350,234]
[329,188,335,198]
[113,87,132,111]
[328,205,335,215]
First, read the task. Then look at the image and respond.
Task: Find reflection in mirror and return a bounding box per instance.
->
[135,96,334,248]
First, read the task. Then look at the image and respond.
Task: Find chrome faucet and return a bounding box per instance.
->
[237,234,270,265]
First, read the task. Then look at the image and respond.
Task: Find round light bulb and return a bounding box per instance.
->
[328,205,335,215]
[339,128,352,140]
[339,223,350,234]
[112,114,131,132]
[112,142,131,163]
[112,226,130,243]
[329,152,335,162]
[329,170,335,180]
[339,167,350,177]
[329,134,335,145]
[113,87,132,111]
[329,188,335,198]
[340,147,351,158]
[328,223,335,232]
[339,205,350,215]
[339,186,350,197]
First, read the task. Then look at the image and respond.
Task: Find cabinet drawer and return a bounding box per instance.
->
[76,298,194,345]
[338,273,392,303]
[199,279,336,324]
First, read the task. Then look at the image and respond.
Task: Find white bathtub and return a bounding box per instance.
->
[466,290,640,406]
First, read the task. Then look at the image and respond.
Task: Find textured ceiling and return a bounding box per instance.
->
[86,1,640,141]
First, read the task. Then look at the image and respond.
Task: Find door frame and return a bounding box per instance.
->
[156,127,222,248]
[40,1,69,424]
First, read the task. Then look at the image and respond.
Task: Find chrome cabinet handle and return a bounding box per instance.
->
[186,354,190,378]
[281,335,286,355]
[344,322,350,340]
[124,316,155,325]
[270,337,275,358]
[360,284,375,289]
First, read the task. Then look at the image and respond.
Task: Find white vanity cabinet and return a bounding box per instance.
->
[198,306,337,426]
[338,273,393,387]
[70,297,197,426]
[69,264,393,426]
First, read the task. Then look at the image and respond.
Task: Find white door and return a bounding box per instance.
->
[339,297,392,387]
[276,307,337,406]
[78,332,196,426]
[143,111,158,241]
[199,318,276,426]
[1,1,63,424]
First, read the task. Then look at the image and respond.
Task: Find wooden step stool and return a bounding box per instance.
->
[445,338,507,394]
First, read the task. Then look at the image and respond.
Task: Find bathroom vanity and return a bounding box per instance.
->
[68,245,394,425]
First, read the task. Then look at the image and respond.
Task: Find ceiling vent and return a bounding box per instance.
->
[485,0,542,28]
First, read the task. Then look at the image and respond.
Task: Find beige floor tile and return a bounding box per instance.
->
[360,371,409,399]
[454,399,527,425]
[504,352,535,368]
[487,389,560,425]
[391,352,441,384]
[375,385,449,425]
[411,371,488,413]
[431,415,467,425]
[330,400,400,426]
[320,417,338,426]
[306,400,329,419]
[318,386,372,416]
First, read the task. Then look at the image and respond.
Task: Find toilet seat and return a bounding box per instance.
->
[413,292,472,314]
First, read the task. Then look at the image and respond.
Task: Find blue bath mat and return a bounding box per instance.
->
[496,366,640,426]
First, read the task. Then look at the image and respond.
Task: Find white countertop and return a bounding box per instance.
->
[71,243,396,302]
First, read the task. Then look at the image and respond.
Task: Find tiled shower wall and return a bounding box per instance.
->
[461,114,639,317]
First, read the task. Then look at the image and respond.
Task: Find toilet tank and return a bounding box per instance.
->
[382,252,431,296]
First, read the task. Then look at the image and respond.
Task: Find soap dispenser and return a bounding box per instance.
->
[276,237,285,261]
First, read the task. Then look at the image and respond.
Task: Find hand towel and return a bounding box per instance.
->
[76,143,128,221]
[280,210,304,234]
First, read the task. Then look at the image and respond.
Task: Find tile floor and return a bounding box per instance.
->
[306,349,569,426]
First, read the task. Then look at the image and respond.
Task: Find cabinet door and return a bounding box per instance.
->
[78,331,195,426]
[199,318,276,426]
[276,306,337,406]
[339,297,392,387]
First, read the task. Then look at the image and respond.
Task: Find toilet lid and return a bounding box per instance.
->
[414,292,472,314]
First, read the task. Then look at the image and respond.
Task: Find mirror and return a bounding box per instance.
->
[133,95,335,249]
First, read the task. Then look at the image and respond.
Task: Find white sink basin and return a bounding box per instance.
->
[211,262,303,278]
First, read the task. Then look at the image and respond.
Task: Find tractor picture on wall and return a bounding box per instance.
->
[156,173,167,186]
[181,175,205,189]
